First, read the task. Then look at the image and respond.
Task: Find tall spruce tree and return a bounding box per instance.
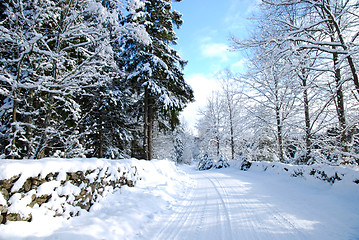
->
[118,0,193,160]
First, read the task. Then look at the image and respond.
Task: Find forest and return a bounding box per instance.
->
[1,1,358,239]
[0,0,358,167]
[0,0,193,160]
[197,0,359,166]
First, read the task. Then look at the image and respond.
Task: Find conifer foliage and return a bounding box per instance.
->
[117,0,193,160]
[0,0,192,160]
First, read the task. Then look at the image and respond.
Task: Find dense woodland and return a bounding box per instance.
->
[1,0,358,166]
[0,0,193,160]
[197,0,359,166]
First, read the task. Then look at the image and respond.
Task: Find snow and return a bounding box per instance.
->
[36,181,60,196]
[139,166,359,240]
[0,192,6,206]
[0,159,190,240]
[240,160,359,185]
[0,160,358,240]
[0,158,134,181]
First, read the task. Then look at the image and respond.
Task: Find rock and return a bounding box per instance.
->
[76,199,92,211]
[6,212,32,222]
[127,180,134,187]
[0,188,9,201]
[32,177,46,187]
[0,175,20,190]
[45,172,58,181]
[1,165,139,224]
[0,205,7,214]
[23,179,32,192]
[28,195,51,207]
[6,213,21,221]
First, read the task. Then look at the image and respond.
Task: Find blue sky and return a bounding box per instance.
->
[172,0,258,131]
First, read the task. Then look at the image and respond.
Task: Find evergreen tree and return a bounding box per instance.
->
[0,0,125,158]
[215,154,230,169]
[118,0,193,160]
[197,153,213,171]
[173,127,184,163]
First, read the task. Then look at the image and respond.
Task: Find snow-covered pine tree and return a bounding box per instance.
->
[197,153,213,171]
[117,0,193,160]
[0,0,125,158]
[173,126,184,163]
[74,0,137,159]
[215,154,230,169]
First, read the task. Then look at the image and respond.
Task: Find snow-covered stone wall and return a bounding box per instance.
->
[240,160,359,185]
[0,158,140,224]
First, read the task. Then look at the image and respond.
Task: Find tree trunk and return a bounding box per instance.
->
[319,1,359,96]
[275,104,284,162]
[25,89,34,154]
[332,49,348,153]
[143,89,154,160]
[98,114,103,158]
[321,3,349,157]
[34,18,62,158]
[229,117,235,161]
[34,93,53,159]
[10,98,18,159]
[148,98,154,160]
[274,76,284,162]
[10,51,27,159]
[303,83,312,162]
[143,89,149,160]
[301,69,312,163]
[216,135,220,158]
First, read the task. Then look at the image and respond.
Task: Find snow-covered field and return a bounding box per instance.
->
[1,160,358,240]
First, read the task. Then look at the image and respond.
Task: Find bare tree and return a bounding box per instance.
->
[231,0,359,164]
[197,92,226,160]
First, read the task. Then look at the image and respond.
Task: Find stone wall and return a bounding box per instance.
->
[0,159,139,224]
[240,160,359,185]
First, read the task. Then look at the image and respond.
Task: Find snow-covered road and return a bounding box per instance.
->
[140,168,359,240]
[1,162,358,240]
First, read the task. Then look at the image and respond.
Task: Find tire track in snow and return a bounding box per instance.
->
[207,171,261,240]
[213,170,308,240]
[142,168,318,240]
[151,180,198,239]
[205,174,234,240]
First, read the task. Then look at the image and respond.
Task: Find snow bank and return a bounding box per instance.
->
[238,160,359,186]
[0,158,140,223]
[0,158,190,240]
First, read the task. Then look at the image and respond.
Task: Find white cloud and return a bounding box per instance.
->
[224,0,260,34]
[200,43,230,62]
[230,58,248,73]
[198,35,213,43]
[181,74,221,133]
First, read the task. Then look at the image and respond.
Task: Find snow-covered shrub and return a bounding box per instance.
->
[240,160,252,171]
[215,155,230,169]
[197,153,214,171]
[239,160,359,185]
